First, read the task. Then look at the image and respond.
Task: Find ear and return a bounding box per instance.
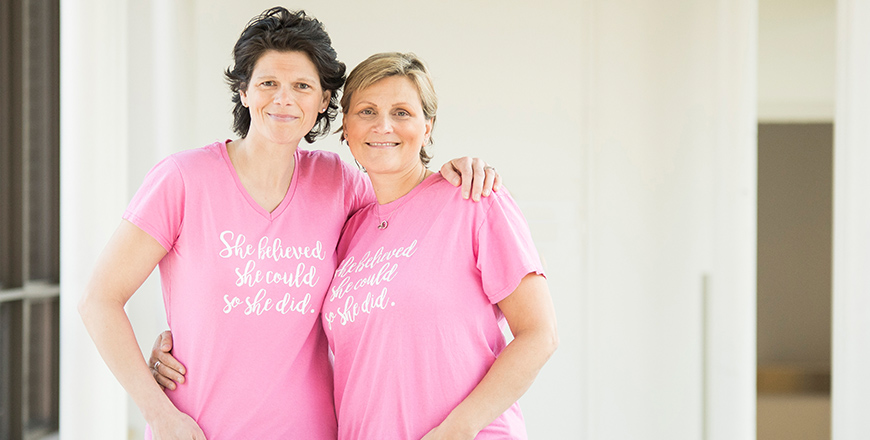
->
[320,90,331,112]
[423,116,434,144]
[239,88,249,108]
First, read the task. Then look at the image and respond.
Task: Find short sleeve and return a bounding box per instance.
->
[476,189,545,304]
[122,156,185,251]
[341,160,375,219]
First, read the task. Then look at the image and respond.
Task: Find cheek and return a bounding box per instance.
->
[343,121,364,141]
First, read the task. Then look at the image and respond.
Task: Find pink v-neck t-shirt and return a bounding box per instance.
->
[124,141,373,439]
[322,173,544,439]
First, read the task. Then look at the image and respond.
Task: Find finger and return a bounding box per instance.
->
[439,161,461,187]
[149,330,173,369]
[153,359,182,386]
[469,158,487,202]
[493,169,503,192]
[152,367,176,391]
[155,351,187,382]
[159,330,173,351]
[150,333,165,360]
[453,158,474,199]
[482,167,497,197]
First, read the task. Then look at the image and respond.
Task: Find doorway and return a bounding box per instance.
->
[756,123,832,440]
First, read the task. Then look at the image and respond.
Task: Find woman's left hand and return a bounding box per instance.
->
[440,157,501,202]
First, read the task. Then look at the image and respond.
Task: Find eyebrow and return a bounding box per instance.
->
[354,100,415,108]
[252,74,318,83]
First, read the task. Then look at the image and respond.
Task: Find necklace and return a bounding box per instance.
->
[376,167,428,230]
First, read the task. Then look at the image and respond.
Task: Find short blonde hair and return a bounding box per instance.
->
[340,52,438,166]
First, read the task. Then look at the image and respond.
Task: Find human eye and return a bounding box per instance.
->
[296,82,311,90]
[394,109,411,117]
[260,80,276,87]
[359,108,375,116]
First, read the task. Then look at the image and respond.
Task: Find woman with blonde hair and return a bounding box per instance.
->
[324,51,557,439]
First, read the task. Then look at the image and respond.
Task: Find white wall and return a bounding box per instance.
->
[583,1,756,438]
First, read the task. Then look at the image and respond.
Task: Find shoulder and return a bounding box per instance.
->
[426,173,463,197]
[296,148,345,170]
[166,141,225,169]
[296,148,370,194]
[295,148,360,179]
[143,141,227,183]
[427,173,512,212]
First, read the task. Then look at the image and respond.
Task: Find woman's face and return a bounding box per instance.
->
[343,75,432,176]
[240,50,329,146]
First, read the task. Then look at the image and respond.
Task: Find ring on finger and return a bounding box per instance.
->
[154,360,161,370]
[484,166,496,171]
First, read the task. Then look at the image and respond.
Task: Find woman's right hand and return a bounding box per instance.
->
[150,410,207,440]
[149,330,186,390]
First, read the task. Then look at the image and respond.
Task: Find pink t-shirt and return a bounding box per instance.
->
[124,141,372,440]
[322,173,544,440]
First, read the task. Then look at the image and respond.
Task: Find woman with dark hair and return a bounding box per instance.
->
[79,8,496,440]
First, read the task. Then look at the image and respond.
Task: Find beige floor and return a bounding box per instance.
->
[757,394,830,440]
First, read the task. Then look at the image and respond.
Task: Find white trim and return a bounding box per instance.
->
[832,0,870,438]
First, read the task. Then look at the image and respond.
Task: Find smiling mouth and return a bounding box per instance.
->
[366,142,399,147]
[269,113,299,122]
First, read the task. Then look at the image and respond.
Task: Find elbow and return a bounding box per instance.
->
[536,315,559,360]
[77,289,100,325]
[544,326,559,359]
[523,324,558,362]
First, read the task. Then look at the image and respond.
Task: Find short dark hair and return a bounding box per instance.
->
[225,7,346,143]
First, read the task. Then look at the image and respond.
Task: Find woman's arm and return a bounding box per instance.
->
[422,273,558,440]
[78,220,205,440]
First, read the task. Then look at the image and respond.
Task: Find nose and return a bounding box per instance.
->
[373,114,393,133]
[273,86,294,106]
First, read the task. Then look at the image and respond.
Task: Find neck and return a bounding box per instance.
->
[229,136,297,187]
[369,164,431,205]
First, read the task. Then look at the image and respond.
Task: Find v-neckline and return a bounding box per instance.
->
[220,140,299,221]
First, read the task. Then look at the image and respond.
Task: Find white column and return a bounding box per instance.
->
[707,1,757,439]
[59,0,130,439]
[832,0,870,438]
